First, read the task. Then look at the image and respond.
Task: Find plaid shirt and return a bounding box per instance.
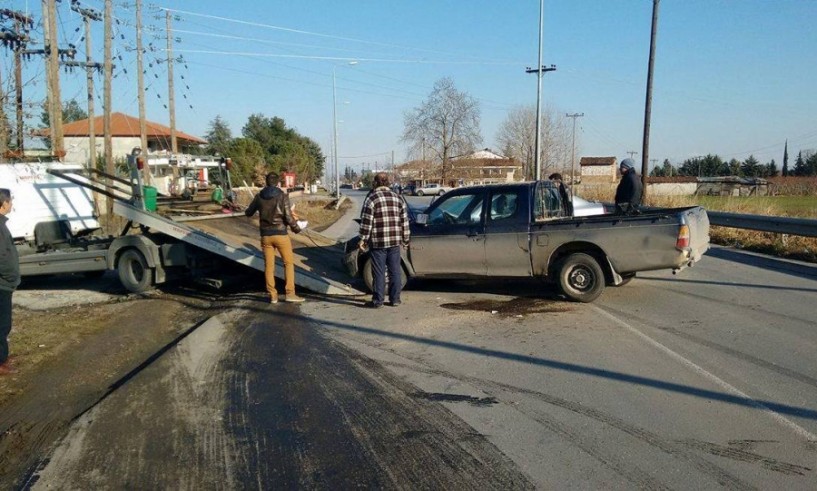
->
[359,186,410,249]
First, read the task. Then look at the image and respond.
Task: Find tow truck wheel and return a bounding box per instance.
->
[362,257,408,294]
[557,253,604,303]
[118,249,153,293]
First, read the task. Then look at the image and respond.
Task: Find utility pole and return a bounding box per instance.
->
[43,0,65,158]
[69,1,102,169]
[0,9,32,157]
[641,0,660,200]
[627,150,639,160]
[566,112,584,184]
[526,0,555,182]
[136,0,149,182]
[166,10,177,154]
[650,158,658,176]
[104,0,114,221]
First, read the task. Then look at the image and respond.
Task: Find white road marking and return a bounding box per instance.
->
[592,305,817,441]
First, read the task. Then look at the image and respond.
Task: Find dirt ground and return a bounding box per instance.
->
[0,193,346,487]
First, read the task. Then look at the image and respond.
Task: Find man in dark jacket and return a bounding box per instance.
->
[358,172,410,308]
[0,189,20,375]
[245,173,304,303]
[614,158,643,214]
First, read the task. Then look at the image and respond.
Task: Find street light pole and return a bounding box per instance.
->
[332,61,357,198]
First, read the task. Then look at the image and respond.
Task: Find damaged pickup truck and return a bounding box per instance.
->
[343,180,709,302]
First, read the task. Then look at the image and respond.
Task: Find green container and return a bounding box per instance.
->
[211,186,224,203]
[143,185,158,212]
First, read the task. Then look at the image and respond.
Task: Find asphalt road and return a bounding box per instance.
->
[24,192,817,489]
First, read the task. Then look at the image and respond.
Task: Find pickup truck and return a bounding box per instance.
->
[343,180,709,302]
[414,183,452,196]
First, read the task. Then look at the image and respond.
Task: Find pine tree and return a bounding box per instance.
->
[793,151,806,176]
[782,140,789,176]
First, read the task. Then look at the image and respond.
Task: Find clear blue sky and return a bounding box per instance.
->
[11,0,817,172]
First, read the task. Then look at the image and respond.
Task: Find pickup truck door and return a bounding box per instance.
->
[484,188,532,276]
[410,190,487,276]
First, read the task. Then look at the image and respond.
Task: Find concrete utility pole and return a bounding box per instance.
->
[166,10,177,154]
[566,112,584,184]
[69,1,102,169]
[43,0,65,157]
[526,0,556,182]
[641,0,660,199]
[627,150,639,160]
[136,0,150,182]
[104,0,114,221]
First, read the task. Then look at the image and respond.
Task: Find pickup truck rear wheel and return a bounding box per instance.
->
[362,257,408,294]
[417,190,425,196]
[557,253,605,303]
[118,249,153,293]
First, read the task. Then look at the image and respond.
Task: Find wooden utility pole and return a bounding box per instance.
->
[166,10,177,154]
[641,0,660,199]
[104,0,114,221]
[0,65,6,160]
[43,0,64,157]
[14,39,23,152]
[136,0,149,182]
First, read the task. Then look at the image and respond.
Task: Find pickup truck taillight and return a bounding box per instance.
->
[676,224,690,249]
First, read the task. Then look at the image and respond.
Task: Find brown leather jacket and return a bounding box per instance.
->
[244,186,301,236]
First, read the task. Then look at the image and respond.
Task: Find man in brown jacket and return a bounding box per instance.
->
[245,173,305,303]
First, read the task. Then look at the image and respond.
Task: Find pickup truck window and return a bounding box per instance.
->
[533,183,564,221]
[428,193,483,225]
[489,192,519,221]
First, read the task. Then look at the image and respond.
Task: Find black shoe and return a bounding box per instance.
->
[364,301,383,309]
[389,301,402,307]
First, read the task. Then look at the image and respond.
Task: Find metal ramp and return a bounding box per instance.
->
[49,166,364,296]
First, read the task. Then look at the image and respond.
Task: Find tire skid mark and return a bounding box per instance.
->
[336,336,754,490]
[678,439,811,476]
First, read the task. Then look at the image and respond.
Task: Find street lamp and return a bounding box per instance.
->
[333,61,358,198]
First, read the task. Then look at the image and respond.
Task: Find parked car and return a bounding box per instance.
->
[343,180,709,302]
[415,183,452,196]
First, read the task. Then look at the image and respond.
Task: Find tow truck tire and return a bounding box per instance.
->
[362,257,408,294]
[118,249,153,293]
[557,253,605,303]
[417,190,425,196]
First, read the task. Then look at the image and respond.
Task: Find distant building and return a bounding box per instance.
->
[37,112,207,165]
[580,156,618,182]
[396,149,522,187]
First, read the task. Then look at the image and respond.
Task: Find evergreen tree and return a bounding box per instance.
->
[727,158,741,176]
[740,155,761,177]
[204,115,232,157]
[764,159,778,177]
[806,152,817,177]
[782,140,789,176]
[793,151,806,176]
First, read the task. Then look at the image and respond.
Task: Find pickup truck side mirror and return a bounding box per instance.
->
[415,213,428,225]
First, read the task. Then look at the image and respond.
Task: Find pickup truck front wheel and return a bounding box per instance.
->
[118,249,154,293]
[363,257,408,294]
[557,253,605,303]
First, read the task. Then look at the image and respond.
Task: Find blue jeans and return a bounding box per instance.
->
[370,246,402,305]
[0,290,11,363]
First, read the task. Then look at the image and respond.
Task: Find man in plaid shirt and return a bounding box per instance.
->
[359,172,410,308]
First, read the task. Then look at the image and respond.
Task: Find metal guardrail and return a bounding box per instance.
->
[708,211,817,238]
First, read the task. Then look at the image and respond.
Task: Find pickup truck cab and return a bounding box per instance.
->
[344,180,709,302]
[415,183,451,196]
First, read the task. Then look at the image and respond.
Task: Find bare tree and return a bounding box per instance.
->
[496,104,573,180]
[402,78,482,182]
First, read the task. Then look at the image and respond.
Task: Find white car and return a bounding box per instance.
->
[415,183,451,196]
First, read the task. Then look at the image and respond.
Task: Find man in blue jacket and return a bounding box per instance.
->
[0,189,20,375]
